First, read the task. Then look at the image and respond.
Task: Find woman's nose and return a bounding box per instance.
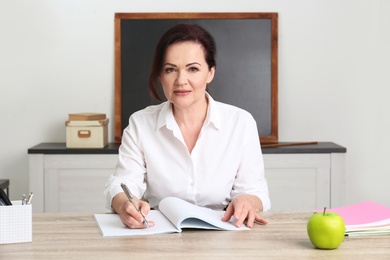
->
[175,71,187,85]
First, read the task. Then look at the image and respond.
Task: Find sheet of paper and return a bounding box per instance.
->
[94,210,178,237]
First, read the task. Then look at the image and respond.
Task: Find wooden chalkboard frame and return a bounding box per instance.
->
[114,13,278,143]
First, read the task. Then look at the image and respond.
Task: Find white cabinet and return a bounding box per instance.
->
[28,143,346,212]
[264,153,345,211]
[29,154,118,213]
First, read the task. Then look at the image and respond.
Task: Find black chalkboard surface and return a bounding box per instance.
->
[114,13,278,143]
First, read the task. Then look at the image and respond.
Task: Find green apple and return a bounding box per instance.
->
[307,207,346,249]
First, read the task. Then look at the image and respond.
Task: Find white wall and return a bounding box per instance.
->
[1,0,389,206]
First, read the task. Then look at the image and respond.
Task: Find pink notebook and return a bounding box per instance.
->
[327,201,390,226]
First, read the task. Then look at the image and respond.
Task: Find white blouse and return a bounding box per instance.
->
[104,93,271,211]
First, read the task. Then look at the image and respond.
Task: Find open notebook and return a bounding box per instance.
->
[94,197,248,236]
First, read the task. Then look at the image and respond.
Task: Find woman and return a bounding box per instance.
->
[104,23,271,229]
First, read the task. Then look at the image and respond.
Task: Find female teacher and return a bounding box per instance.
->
[105,23,271,229]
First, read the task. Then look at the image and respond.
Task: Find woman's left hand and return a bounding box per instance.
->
[221,194,268,228]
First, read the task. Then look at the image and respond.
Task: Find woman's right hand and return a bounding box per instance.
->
[112,192,154,229]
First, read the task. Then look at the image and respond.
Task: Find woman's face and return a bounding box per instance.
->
[159,42,215,110]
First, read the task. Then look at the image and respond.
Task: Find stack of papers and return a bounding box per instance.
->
[327,201,390,236]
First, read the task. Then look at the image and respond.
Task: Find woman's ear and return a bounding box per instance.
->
[207,66,215,84]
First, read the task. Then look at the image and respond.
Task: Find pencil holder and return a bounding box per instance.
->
[0,201,32,244]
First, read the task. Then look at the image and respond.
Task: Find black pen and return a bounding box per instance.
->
[120,183,150,228]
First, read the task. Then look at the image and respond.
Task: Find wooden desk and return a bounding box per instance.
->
[0,211,389,259]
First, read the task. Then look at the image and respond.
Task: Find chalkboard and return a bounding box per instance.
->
[114,13,278,143]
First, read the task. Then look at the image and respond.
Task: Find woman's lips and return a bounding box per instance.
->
[174,90,191,96]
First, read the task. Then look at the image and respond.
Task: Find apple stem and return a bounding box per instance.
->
[323,207,327,216]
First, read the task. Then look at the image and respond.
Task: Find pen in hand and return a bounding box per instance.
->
[120,183,150,228]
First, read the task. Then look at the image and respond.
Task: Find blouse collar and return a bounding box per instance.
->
[156,92,221,131]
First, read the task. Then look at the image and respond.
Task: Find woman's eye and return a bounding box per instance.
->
[189,67,199,72]
[165,67,175,73]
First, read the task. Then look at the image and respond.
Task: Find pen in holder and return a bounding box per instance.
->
[0,200,32,244]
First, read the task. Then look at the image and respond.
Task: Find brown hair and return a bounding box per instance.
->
[148,23,217,101]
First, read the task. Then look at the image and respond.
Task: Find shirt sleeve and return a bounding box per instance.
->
[230,112,271,211]
[103,115,147,210]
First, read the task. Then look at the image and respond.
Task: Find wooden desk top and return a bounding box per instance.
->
[0,211,389,259]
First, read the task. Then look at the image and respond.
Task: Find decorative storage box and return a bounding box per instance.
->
[0,201,32,244]
[66,117,109,148]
